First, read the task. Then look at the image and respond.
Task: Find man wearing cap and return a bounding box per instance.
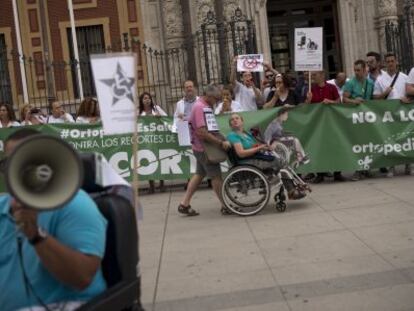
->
[177,84,232,216]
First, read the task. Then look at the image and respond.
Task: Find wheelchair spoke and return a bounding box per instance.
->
[222,166,271,216]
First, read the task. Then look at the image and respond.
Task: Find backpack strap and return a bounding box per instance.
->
[386,72,400,99]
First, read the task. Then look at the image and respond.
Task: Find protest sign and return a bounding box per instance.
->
[294,27,323,71]
[176,120,191,146]
[90,53,137,135]
[90,53,140,217]
[237,54,264,72]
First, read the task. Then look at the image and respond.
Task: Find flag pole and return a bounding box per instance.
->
[67,0,84,100]
[309,71,312,89]
[131,55,140,217]
[12,0,29,104]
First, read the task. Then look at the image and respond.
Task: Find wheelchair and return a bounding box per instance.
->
[222,139,311,217]
[77,153,144,311]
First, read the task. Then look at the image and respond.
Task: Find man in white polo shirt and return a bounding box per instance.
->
[373,52,408,100]
[230,56,264,111]
[373,52,409,177]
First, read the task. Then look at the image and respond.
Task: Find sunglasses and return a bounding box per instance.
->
[265,75,274,79]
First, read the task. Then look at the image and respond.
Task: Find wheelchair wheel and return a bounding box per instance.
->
[276,201,287,212]
[222,165,270,216]
[274,186,286,203]
[272,142,291,167]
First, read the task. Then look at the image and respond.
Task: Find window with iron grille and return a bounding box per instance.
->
[0,34,12,105]
[67,25,105,98]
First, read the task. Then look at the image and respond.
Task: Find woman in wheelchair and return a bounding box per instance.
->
[227,113,306,200]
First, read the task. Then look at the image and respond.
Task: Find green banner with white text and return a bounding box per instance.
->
[0,100,413,187]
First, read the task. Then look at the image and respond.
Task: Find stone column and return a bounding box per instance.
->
[161,0,186,102]
[375,0,399,54]
[337,0,358,75]
[403,0,414,61]
[162,0,185,49]
[181,0,198,83]
[139,1,165,50]
[252,0,271,62]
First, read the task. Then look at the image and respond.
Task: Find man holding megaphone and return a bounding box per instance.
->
[0,129,107,311]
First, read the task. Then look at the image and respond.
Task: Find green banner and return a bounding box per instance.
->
[285,100,414,173]
[0,100,413,186]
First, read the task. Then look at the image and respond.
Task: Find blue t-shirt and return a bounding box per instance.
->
[0,190,107,311]
[227,131,257,150]
[343,77,375,100]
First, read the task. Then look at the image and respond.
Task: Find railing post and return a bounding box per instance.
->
[0,47,12,105]
[201,24,211,84]
[214,0,228,85]
[246,20,255,54]
[385,21,392,52]
[229,21,238,56]
[216,21,228,85]
[123,33,130,52]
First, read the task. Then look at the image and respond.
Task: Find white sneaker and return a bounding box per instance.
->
[387,167,395,178]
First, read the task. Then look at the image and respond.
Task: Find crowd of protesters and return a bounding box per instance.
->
[2,50,414,198]
[176,51,414,215]
[0,97,101,128]
[228,51,414,183]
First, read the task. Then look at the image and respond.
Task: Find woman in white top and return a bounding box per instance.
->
[0,103,20,128]
[139,92,167,116]
[215,88,242,114]
[76,97,100,124]
[138,92,167,193]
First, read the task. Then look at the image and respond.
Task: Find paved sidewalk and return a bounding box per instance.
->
[139,174,414,311]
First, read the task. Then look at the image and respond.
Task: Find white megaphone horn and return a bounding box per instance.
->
[4,135,83,211]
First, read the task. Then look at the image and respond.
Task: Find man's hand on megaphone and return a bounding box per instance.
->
[11,198,38,240]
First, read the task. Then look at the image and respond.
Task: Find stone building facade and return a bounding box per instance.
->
[337,0,413,74]
[0,0,145,109]
[140,0,414,79]
[1,0,412,112]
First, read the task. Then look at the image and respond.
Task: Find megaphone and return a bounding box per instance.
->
[4,135,83,211]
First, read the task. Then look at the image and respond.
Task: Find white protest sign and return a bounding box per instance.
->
[237,54,264,72]
[91,53,137,135]
[203,107,219,132]
[294,27,323,71]
[176,120,191,146]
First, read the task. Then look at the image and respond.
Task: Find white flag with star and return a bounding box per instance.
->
[91,53,137,135]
